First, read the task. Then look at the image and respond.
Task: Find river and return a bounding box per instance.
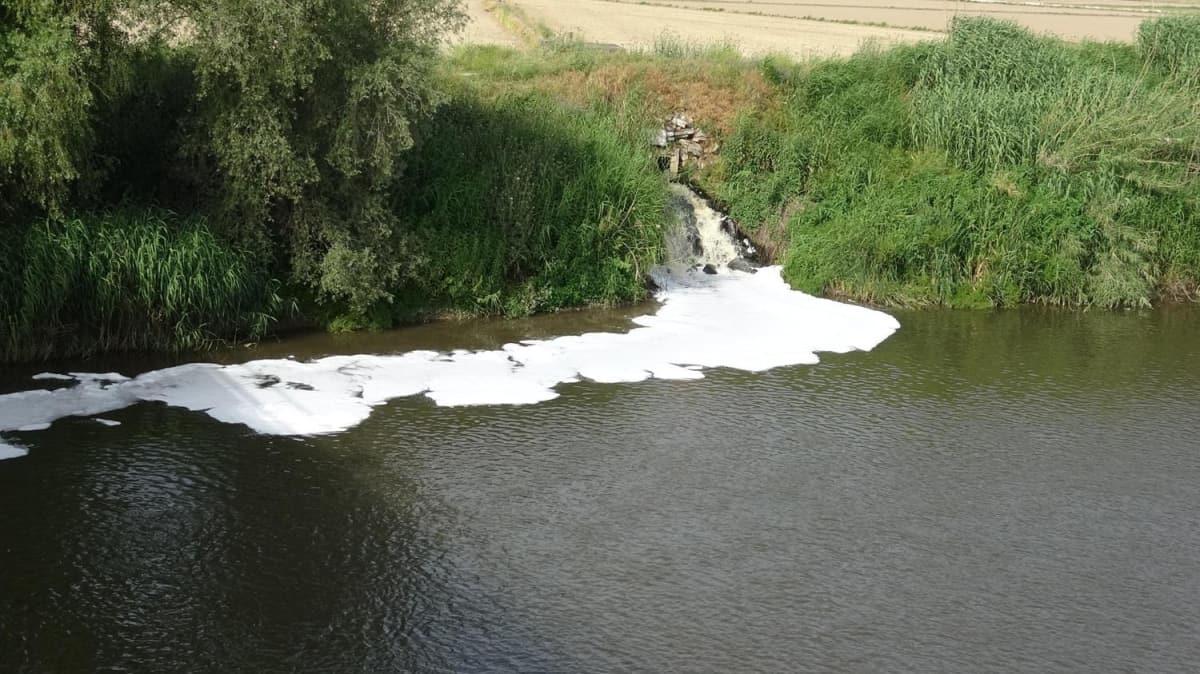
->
[1,299,1198,672]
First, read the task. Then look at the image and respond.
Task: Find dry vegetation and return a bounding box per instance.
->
[578,0,1200,41]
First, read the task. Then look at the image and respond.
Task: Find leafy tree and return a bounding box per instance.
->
[0,1,118,217]
[2,0,464,314]
[172,0,463,312]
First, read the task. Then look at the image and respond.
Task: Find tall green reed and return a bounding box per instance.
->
[717,17,1200,307]
[387,93,666,321]
[1,210,281,361]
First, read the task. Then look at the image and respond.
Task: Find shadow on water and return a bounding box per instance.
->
[0,301,654,395]
[0,400,522,672]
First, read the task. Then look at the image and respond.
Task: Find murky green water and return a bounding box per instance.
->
[2,306,1199,672]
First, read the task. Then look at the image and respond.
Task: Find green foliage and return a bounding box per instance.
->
[1,6,677,360]
[391,94,666,319]
[1139,15,1200,77]
[715,17,1200,308]
[0,9,95,217]
[175,0,464,308]
[717,44,919,232]
[2,0,464,314]
[0,211,281,361]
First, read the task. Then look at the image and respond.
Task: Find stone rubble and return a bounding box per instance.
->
[651,112,719,176]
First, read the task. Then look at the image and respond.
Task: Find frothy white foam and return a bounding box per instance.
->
[0,267,899,459]
[665,184,739,269]
[0,441,27,460]
[32,372,74,381]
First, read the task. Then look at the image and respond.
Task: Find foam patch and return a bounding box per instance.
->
[0,441,27,460]
[0,267,899,459]
[32,372,74,381]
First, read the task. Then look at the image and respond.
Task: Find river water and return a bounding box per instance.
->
[1,299,1199,672]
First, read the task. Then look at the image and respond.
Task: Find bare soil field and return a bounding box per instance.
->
[611,0,1200,41]
[513,0,938,57]
[489,0,1199,53]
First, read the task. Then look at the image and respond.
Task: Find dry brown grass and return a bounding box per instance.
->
[516,60,777,136]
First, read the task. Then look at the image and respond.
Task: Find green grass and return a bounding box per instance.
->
[0,211,281,361]
[1139,14,1200,78]
[710,17,1200,307]
[387,92,667,321]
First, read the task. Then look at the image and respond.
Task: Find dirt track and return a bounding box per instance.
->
[452,0,521,48]
[498,0,1200,53]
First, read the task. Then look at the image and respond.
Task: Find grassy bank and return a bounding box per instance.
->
[450,16,1200,308]
[717,17,1200,307]
[5,11,1200,362]
[0,91,668,359]
[390,94,665,323]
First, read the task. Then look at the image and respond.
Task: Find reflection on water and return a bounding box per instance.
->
[2,305,1199,671]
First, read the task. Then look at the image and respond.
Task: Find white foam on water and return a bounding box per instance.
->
[0,441,28,460]
[0,266,899,458]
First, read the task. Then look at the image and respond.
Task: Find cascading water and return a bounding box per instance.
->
[0,188,899,460]
[663,184,741,272]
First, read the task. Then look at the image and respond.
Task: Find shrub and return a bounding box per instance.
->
[391,94,667,318]
[0,9,95,218]
[1,0,465,316]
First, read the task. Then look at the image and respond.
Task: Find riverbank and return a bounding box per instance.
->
[3,11,1199,362]
[449,15,1200,308]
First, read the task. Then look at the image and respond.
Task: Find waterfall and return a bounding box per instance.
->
[664,184,741,271]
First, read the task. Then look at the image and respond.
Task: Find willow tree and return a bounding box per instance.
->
[172,0,464,311]
[0,1,118,218]
[1,0,464,313]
